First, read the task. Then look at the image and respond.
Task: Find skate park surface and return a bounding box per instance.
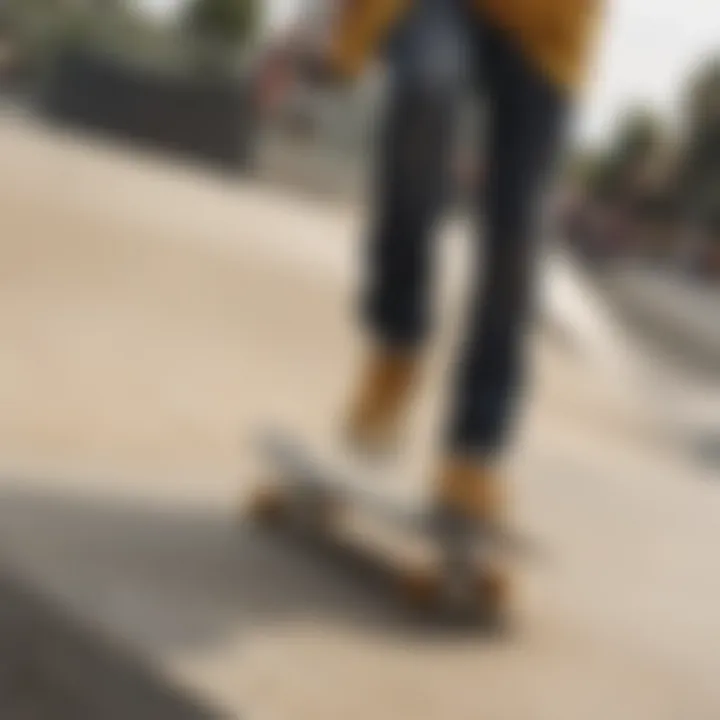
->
[1,112,719,720]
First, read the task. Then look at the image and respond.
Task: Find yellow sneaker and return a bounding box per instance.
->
[433,457,512,627]
[344,346,420,456]
[434,457,506,523]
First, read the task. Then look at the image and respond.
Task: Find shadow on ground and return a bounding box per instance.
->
[0,569,225,719]
[0,483,498,664]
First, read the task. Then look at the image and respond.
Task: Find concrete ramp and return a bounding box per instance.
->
[1,114,719,720]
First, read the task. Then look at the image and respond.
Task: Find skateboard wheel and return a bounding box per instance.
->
[401,565,511,631]
[473,570,511,633]
[248,486,288,524]
[398,566,442,610]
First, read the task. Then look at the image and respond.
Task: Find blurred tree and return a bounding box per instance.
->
[183,0,259,76]
[685,57,720,133]
[608,106,667,182]
[0,0,82,81]
[566,147,616,198]
[679,57,720,220]
[184,0,258,46]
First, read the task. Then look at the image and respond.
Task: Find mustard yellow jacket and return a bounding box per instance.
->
[328,0,602,92]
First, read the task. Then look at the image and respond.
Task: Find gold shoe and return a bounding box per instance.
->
[433,457,512,627]
[344,346,420,456]
[434,457,506,523]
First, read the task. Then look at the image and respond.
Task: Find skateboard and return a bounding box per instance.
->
[247,428,523,630]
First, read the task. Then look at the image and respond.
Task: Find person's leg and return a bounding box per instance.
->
[362,81,456,349]
[346,0,468,452]
[437,21,570,512]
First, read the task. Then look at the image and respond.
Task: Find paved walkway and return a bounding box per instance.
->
[1,115,719,720]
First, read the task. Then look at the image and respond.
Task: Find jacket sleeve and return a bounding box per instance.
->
[326,0,409,80]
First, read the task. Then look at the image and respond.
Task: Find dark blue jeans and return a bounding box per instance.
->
[363,4,569,456]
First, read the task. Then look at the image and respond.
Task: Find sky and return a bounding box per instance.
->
[585,0,719,142]
[138,0,719,143]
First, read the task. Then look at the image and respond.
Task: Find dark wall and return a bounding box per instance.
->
[43,47,257,170]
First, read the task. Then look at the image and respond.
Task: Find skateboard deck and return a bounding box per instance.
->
[247,428,524,629]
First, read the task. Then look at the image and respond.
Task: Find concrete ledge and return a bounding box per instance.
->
[0,568,224,719]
